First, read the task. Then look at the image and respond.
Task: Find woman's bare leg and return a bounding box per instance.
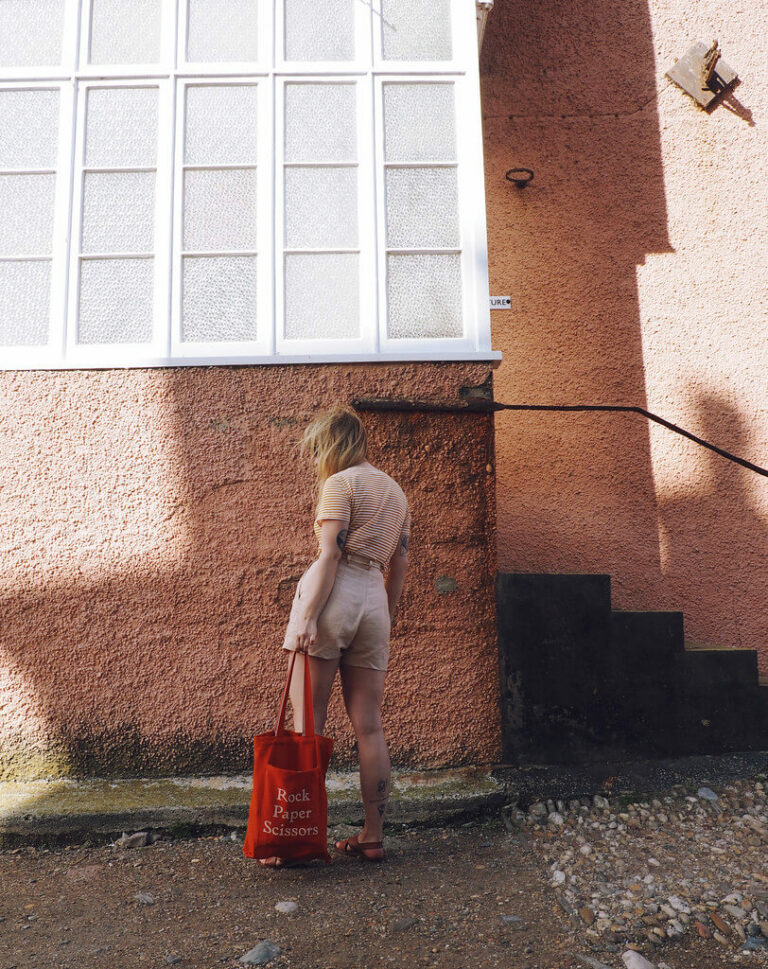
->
[339,665,389,857]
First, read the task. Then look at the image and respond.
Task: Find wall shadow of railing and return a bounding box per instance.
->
[657,393,768,657]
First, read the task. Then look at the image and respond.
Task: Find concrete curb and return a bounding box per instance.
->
[0,767,506,847]
[2,751,766,847]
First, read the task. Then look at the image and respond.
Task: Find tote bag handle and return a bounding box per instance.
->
[274,650,315,738]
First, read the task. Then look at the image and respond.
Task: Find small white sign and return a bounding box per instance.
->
[489,296,511,309]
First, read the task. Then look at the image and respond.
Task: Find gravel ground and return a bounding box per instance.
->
[1,776,767,969]
[514,774,768,965]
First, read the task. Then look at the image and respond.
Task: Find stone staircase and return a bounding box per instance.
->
[496,573,768,765]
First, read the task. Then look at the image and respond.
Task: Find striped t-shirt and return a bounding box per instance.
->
[313,464,410,566]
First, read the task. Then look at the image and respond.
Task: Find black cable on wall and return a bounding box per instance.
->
[352,398,768,480]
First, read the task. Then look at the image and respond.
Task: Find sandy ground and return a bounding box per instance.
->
[0,818,757,969]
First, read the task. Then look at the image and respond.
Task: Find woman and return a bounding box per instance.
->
[263,407,409,866]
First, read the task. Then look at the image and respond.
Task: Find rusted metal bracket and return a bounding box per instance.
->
[666,40,738,108]
[352,397,496,415]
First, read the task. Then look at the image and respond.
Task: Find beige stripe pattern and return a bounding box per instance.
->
[313,464,410,566]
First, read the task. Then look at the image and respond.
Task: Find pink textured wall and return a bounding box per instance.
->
[482,0,768,672]
[0,364,499,779]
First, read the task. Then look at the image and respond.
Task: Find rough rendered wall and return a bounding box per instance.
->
[482,0,768,671]
[0,364,499,779]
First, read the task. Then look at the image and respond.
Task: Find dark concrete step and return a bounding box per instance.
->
[680,648,760,694]
[611,610,685,665]
[671,683,768,755]
[496,573,616,764]
[497,573,613,707]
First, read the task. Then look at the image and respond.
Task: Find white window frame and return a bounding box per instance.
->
[0,79,75,369]
[274,75,377,358]
[170,77,272,359]
[0,0,498,369]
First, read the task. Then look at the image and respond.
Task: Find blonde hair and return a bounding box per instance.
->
[301,407,367,485]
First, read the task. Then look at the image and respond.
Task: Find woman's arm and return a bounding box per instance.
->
[294,519,346,651]
[385,532,409,621]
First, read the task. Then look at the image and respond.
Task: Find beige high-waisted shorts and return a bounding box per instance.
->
[282,558,390,671]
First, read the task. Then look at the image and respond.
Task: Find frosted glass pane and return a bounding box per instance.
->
[183,169,258,251]
[387,254,462,338]
[85,88,158,168]
[285,167,357,249]
[184,85,258,165]
[78,258,153,343]
[0,260,50,346]
[0,174,55,256]
[187,0,258,62]
[0,0,64,67]
[383,84,456,162]
[285,254,358,339]
[182,256,258,342]
[81,172,155,254]
[284,84,356,163]
[0,90,59,169]
[385,168,459,248]
[89,0,162,64]
[284,0,354,61]
[381,0,452,61]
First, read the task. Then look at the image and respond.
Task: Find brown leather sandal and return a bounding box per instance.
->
[335,836,386,862]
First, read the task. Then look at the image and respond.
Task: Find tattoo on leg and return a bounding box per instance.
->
[368,777,390,813]
[336,528,348,551]
[399,533,408,557]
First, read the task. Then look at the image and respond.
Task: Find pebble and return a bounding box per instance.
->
[697,787,718,801]
[500,914,525,926]
[239,941,281,965]
[164,958,182,966]
[710,913,731,935]
[392,918,418,932]
[580,906,595,925]
[135,892,155,905]
[723,903,747,919]
[621,951,656,969]
[274,901,298,915]
[552,870,566,886]
[744,937,768,951]
[667,895,690,914]
[117,831,150,849]
[722,891,744,905]
[573,955,614,969]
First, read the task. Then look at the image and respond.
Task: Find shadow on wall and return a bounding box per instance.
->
[481,0,674,605]
[0,365,500,780]
[658,394,768,658]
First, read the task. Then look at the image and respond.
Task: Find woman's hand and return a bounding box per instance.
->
[295,615,318,653]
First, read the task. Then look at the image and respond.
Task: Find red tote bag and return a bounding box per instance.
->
[243,652,334,863]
